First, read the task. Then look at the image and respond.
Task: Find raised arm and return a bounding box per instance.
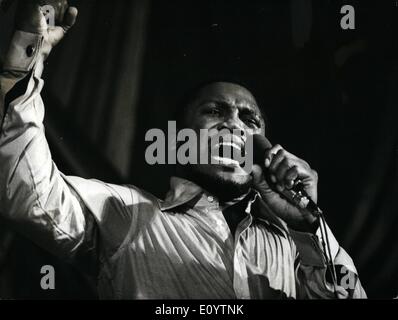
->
[0,1,134,269]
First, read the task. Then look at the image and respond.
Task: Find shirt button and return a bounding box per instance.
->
[207,196,214,203]
[26,45,35,57]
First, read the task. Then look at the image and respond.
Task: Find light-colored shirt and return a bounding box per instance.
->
[0,31,366,299]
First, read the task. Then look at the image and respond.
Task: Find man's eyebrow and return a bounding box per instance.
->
[196,98,229,106]
[238,106,260,117]
[198,98,258,112]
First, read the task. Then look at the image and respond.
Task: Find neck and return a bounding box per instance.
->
[176,166,252,202]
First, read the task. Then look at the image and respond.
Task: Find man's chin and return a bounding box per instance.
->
[212,166,251,185]
[182,164,253,201]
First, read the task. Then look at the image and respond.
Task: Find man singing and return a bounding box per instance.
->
[0,1,366,299]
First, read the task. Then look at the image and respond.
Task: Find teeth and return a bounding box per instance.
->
[214,142,242,151]
[212,156,240,167]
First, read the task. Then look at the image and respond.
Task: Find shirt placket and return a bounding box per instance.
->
[193,193,233,243]
[232,213,253,299]
[189,191,257,298]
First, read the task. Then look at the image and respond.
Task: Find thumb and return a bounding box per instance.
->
[48,7,78,47]
[251,164,272,192]
[61,6,78,33]
[252,164,264,186]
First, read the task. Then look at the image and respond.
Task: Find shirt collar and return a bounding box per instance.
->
[160,176,203,211]
[160,176,288,238]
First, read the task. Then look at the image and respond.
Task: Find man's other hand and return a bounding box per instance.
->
[251,145,319,233]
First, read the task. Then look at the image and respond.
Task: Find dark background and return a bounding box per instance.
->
[0,0,398,299]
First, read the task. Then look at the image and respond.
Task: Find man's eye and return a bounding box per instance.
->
[206,107,222,115]
[244,118,260,127]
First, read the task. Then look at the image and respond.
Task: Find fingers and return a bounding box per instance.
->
[264,144,283,167]
[251,164,274,195]
[275,159,292,190]
[265,145,292,187]
[269,149,285,172]
[264,144,315,191]
[251,164,264,185]
[284,166,299,189]
[48,6,78,47]
[62,6,78,32]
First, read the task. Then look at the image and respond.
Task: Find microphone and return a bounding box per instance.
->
[252,134,322,217]
[252,134,339,295]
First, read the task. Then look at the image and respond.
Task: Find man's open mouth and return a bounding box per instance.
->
[210,135,246,168]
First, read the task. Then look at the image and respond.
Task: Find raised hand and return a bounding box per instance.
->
[15,0,78,59]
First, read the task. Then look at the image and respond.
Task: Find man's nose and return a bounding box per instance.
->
[216,114,247,143]
[218,112,245,132]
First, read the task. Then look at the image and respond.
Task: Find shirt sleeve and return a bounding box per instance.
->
[0,31,136,271]
[289,222,367,299]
